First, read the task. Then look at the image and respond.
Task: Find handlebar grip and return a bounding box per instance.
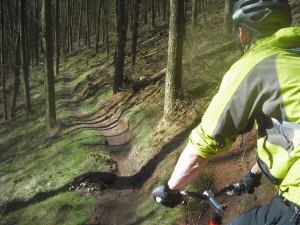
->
[234,183,245,191]
[155,196,163,203]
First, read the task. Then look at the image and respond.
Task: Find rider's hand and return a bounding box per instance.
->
[240,171,261,194]
[152,183,184,208]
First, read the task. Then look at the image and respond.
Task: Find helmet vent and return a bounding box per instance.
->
[244,6,266,14]
[240,0,258,8]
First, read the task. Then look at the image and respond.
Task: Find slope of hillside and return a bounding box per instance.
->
[1,1,300,225]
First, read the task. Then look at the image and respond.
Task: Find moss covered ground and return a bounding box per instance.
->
[0,52,113,225]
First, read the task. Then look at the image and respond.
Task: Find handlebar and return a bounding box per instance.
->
[181,183,245,215]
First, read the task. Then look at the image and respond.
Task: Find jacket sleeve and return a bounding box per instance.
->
[188,56,266,159]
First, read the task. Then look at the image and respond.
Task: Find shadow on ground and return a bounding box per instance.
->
[2,117,201,216]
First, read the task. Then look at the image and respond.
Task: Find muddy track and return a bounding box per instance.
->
[61,73,138,225]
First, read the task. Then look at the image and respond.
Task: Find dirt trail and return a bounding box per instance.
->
[62,73,138,225]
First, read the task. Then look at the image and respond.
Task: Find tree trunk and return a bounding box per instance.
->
[0,0,8,120]
[95,0,103,52]
[6,0,13,41]
[86,0,91,48]
[42,0,57,130]
[61,3,67,52]
[201,0,207,26]
[144,0,148,24]
[29,2,34,66]
[183,0,187,38]
[11,33,21,118]
[192,0,198,27]
[156,0,161,18]
[224,0,233,34]
[131,0,141,65]
[26,1,32,67]
[77,0,83,47]
[113,0,127,93]
[151,0,155,28]
[128,0,133,31]
[103,0,109,55]
[55,0,60,74]
[92,0,97,35]
[34,0,40,65]
[133,68,166,92]
[163,0,184,120]
[11,0,21,118]
[20,0,32,114]
[162,0,166,21]
[69,0,73,51]
[67,0,71,51]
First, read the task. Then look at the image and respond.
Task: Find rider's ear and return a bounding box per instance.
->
[239,27,248,45]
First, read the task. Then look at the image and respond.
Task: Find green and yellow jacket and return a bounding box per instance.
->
[187,27,300,205]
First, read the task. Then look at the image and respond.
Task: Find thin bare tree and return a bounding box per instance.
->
[42,0,57,130]
[0,0,8,120]
[55,0,60,74]
[131,0,141,65]
[20,0,32,114]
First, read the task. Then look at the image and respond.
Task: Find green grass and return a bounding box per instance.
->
[135,147,186,225]
[0,49,113,225]
[136,198,184,225]
[0,115,109,200]
[123,91,163,160]
[79,88,113,114]
[73,67,99,87]
[1,192,99,225]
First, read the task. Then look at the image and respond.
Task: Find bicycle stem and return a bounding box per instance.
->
[203,190,227,215]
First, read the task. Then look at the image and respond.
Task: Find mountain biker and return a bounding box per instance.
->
[152,0,300,224]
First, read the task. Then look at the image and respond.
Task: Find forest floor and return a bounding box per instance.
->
[62,71,137,225]
[1,2,300,225]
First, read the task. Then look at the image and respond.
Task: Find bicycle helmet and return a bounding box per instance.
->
[232,0,292,38]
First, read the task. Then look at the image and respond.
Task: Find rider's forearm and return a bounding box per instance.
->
[250,162,262,175]
[167,146,207,191]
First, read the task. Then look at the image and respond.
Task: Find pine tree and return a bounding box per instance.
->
[131,0,141,65]
[192,0,198,27]
[20,0,32,114]
[55,0,60,74]
[0,0,8,120]
[224,0,233,34]
[113,0,128,93]
[42,0,57,130]
[164,0,184,120]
